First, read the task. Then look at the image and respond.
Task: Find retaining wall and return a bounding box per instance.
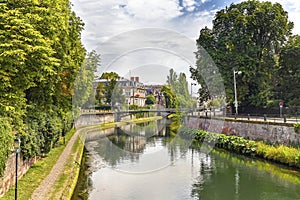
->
[185,117,299,146]
[0,154,38,197]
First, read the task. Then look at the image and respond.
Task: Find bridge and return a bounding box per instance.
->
[80,108,194,120]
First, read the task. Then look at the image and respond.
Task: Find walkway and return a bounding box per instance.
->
[30,130,80,200]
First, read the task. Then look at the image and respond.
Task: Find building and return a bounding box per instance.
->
[93,76,146,107]
[144,85,165,106]
[118,77,146,107]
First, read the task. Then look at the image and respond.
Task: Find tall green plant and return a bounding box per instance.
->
[0,118,14,177]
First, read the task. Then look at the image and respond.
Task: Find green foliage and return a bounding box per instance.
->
[256,142,300,167]
[0,118,14,177]
[294,123,300,133]
[167,69,192,108]
[276,35,300,106]
[181,128,257,156]
[161,85,179,108]
[96,72,124,106]
[73,50,99,108]
[111,83,126,108]
[0,0,85,163]
[145,94,156,105]
[207,99,220,108]
[129,104,139,110]
[191,0,293,109]
[183,127,300,168]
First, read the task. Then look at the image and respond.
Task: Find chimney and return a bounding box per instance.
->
[135,77,139,82]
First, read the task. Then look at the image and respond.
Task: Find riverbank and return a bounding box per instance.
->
[1,116,163,199]
[72,123,300,199]
[1,128,76,200]
[182,127,300,168]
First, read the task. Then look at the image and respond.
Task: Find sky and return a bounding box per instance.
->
[71,0,300,90]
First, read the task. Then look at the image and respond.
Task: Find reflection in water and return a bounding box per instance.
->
[74,121,300,200]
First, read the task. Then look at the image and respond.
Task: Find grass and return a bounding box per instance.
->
[47,134,85,199]
[185,127,300,168]
[1,129,76,200]
[1,115,163,199]
[99,116,163,129]
[48,115,164,199]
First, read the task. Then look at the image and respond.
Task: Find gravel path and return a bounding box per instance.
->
[30,130,80,200]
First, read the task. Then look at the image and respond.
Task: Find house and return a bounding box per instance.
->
[118,77,146,107]
[144,85,165,106]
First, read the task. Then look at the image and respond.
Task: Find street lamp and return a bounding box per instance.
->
[233,70,242,115]
[14,137,21,200]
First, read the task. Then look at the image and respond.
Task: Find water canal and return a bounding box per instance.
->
[73,120,300,200]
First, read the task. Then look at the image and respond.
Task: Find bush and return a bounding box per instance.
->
[145,95,156,105]
[21,105,67,158]
[129,104,139,110]
[256,142,300,167]
[180,128,257,156]
[294,123,300,133]
[0,118,14,177]
[182,127,300,168]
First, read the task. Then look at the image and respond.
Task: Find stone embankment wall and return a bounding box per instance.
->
[75,113,133,127]
[0,154,38,197]
[185,117,299,146]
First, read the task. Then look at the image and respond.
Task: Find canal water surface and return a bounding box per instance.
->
[73,121,300,200]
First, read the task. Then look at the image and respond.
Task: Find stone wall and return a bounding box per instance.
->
[75,113,115,127]
[75,113,134,128]
[0,154,38,197]
[185,117,299,146]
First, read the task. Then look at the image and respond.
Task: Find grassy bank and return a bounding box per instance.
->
[182,127,300,168]
[1,129,76,200]
[99,116,163,129]
[47,133,85,199]
[1,116,163,199]
[40,116,163,199]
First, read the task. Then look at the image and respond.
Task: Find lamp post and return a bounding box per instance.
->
[233,70,242,115]
[14,137,21,200]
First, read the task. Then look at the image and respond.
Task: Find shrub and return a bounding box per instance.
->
[294,123,300,133]
[0,118,14,177]
[182,127,300,168]
[180,127,257,156]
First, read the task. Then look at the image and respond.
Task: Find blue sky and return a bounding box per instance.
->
[71,0,300,86]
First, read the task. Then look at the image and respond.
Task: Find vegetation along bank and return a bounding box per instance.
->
[182,127,300,168]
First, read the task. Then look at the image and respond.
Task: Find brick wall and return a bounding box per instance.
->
[0,154,38,197]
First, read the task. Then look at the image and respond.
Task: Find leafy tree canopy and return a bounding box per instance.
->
[191,0,293,109]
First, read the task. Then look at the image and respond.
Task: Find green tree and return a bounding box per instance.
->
[191,0,293,109]
[100,72,120,105]
[161,85,178,108]
[276,35,300,106]
[166,69,192,108]
[0,0,86,164]
[95,82,106,105]
[145,95,156,105]
[73,50,100,108]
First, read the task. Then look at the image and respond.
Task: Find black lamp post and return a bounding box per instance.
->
[14,137,21,200]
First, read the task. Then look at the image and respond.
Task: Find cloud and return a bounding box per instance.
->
[71,0,217,51]
[125,0,183,20]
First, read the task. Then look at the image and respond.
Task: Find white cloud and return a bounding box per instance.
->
[71,0,215,52]
[182,0,197,12]
[125,0,183,20]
